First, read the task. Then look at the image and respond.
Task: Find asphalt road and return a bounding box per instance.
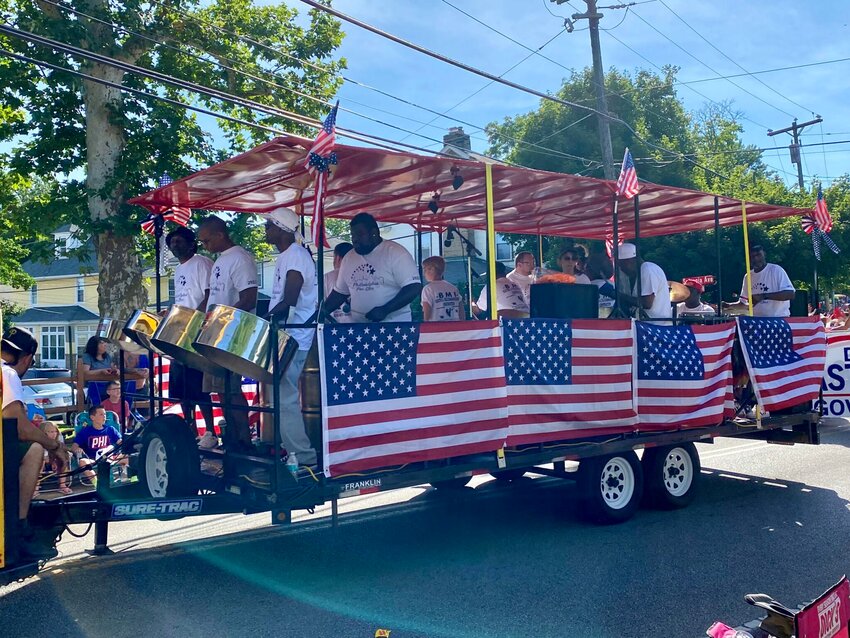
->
[4,420,850,638]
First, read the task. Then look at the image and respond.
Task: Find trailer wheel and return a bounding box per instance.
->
[491,469,527,482]
[642,443,699,510]
[429,476,471,490]
[138,415,200,498]
[577,452,643,524]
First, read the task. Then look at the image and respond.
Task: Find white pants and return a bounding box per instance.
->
[278,349,316,465]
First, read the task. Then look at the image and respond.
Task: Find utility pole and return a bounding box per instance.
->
[553,0,616,179]
[767,116,823,191]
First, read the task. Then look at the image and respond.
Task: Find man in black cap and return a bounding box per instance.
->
[2,326,68,560]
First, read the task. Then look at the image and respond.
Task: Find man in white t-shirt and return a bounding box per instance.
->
[472,261,529,319]
[323,242,353,323]
[617,243,672,321]
[421,256,465,321]
[725,245,795,317]
[507,251,535,305]
[677,278,716,316]
[166,226,215,446]
[324,213,422,323]
[264,207,318,468]
[196,215,259,451]
[2,327,66,561]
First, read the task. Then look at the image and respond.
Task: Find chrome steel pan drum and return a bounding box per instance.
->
[123,310,163,354]
[150,305,224,376]
[192,304,298,383]
[97,316,146,354]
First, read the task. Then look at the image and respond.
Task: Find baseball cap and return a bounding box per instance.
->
[617,243,637,259]
[1,326,38,355]
[682,278,704,293]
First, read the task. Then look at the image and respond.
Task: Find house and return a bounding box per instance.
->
[0,225,167,368]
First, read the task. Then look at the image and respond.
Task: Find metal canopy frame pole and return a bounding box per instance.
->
[714,196,723,316]
[612,194,620,315]
[634,195,641,317]
[484,164,497,316]
[741,202,754,317]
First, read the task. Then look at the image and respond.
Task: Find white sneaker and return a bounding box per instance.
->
[198,431,219,450]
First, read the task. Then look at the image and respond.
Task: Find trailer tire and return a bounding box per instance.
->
[491,469,527,482]
[429,477,471,490]
[138,415,200,498]
[642,443,699,510]
[577,452,643,525]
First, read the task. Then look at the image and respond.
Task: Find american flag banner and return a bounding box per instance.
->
[616,147,639,199]
[814,186,833,232]
[633,321,736,430]
[737,316,826,412]
[319,321,508,477]
[140,173,192,234]
[305,103,338,249]
[503,319,637,445]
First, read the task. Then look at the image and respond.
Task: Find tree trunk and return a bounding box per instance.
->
[83,63,147,319]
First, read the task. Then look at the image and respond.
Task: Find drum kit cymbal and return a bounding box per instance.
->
[667,281,690,303]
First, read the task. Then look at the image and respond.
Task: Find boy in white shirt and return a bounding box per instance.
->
[264,207,318,468]
[324,213,422,322]
[196,215,258,451]
[421,256,465,321]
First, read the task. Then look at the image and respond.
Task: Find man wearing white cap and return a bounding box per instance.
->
[264,207,319,468]
[617,243,671,321]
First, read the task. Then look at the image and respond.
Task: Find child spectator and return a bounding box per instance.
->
[421,256,465,321]
[37,421,72,495]
[72,405,126,484]
[100,381,132,432]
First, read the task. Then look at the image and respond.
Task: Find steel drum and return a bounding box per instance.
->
[192,304,298,383]
[123,309,163,354]
[150,305,225,375]
[96,316,146,354]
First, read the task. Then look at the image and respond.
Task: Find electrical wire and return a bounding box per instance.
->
[657,0,815,117]
[678,56,850,86]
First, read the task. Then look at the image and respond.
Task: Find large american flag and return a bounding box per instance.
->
[140,173,192,234]
[737,316,826,412]
[319,321,508,477]
[633,322,735,430]
[814,186,833,232]
[305,103,338,249]
[503,319,636,445]
[616,147,639,199]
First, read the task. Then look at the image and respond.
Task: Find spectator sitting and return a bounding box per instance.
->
[37,421,72,496]
[100,381,132,432]
[71,405,127,482]
[77,336,148,406]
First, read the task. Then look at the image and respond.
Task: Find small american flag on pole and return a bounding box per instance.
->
[305,103,338,249]
[503,319,637,444]
[633,322,735,430]
[140,173,192,234]
[318,321,508,477]
[737,316,826,412]
[814,186,833,232]
[616,147,640,199]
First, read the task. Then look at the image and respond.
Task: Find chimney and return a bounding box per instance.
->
[443,127,471,152]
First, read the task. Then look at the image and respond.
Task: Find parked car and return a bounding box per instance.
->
[21,369,75,421]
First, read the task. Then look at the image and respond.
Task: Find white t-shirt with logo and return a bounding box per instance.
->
[324,270,350,323]
[476,278,529,314]
[422,280,463,321]
[208,246,258,312]
[740,263,794,317]
[173,254,214,310]
[334,240,421,322]
[633,261,672,320]
[507,269,532,305]
[270,243,318,351]
[2,362,23,410]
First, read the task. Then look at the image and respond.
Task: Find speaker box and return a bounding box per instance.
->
[530,283,599,319]
[789,289,808,317]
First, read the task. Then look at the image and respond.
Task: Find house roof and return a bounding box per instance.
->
[128,134,812,241]
[24,241,98,278]
[15,305,100,325]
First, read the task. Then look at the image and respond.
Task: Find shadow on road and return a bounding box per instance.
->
[3,459,850,638]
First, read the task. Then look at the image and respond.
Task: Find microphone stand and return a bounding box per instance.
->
[446,226,482,318]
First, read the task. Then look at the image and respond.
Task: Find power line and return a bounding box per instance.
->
[678,56,850,86]
[628,7,796,120]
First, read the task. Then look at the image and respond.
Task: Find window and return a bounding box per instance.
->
[41,327,65,363]
[257,262,265,289]
[76,277,85,303]
[30,283,38,305]
[75,325,96,354]
[55,236,68,259]
[168,277,175,301]
[496,235,513,261]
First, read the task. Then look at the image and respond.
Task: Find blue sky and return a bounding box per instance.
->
[311,0,850,193]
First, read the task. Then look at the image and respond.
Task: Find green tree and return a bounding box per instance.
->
[0,0,343,317]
